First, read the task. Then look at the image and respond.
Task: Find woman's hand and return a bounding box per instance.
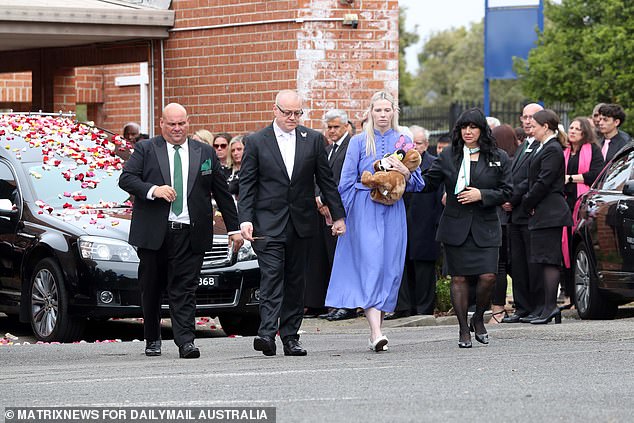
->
[456,186,482,204]
[385,156,411,180]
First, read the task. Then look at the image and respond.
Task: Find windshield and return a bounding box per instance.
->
[1,114,132,210]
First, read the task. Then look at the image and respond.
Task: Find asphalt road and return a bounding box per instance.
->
[1,313,633,423]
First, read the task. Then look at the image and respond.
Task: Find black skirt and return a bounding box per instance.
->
[444,233,499,276]
[529,227,563,265]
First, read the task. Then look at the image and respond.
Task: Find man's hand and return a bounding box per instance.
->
[502,201,513,212]
[153,185,177,202]
[331,218,346,236]
[240,222,254,242]
[229,233,244,252]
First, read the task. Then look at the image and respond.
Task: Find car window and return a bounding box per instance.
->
[0,161,18,204]
[601,150,634,191]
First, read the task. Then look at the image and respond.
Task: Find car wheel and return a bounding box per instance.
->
[218,314,260,336]
[574,244,618,320]
[29,258,85,342]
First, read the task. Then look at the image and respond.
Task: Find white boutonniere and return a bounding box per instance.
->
[300,132,307,138]
[488,161,501,167]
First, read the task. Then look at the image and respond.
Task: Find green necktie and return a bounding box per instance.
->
[172,145,183,216]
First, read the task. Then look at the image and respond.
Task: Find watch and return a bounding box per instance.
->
[568,175,574,183]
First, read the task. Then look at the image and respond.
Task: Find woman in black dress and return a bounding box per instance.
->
[522,109,573,324]
[423,108,512,347]
[561,117,604,305]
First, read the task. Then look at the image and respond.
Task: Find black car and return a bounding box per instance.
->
[572,143,634,319]
[0,113,260,342]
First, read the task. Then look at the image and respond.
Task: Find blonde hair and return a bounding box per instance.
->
[226,135,245,170]
[193,129,214,145]
[362,91,400,157]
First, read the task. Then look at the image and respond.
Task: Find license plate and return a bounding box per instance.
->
[199,275,218,287]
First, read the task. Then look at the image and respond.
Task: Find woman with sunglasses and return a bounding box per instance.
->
[422,108,512,348]
[212,132,232,180]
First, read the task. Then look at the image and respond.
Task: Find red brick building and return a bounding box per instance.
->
[0,0,399,136]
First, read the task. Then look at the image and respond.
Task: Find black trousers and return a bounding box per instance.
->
[509,223,544,316]
[304,216,337,308]
[137,227,204,347]
[395,259,437,315]
[252,222,309,341]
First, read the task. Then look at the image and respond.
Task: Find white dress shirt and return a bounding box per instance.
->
[273,121,296,179]
[147,139,190,224]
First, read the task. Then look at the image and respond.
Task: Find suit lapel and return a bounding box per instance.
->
[291,126,309,183]
[262,125,290,181]
[187,137,201,196]
[471,153,486,183]
[154,136,171,186]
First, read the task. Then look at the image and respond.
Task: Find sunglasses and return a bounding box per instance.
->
[213,143,228,149]
[276,104,304,118]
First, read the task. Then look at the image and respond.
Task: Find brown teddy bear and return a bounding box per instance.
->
[361,148,422,206]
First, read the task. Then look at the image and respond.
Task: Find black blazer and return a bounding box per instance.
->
[119,136,239,253]
[601,129,631,163]
[423,147,512,247]
[316,133,351,201]
[404,151,443,261]
[522,137,573,230]
[509,139,539,225]
[238,124,345,238]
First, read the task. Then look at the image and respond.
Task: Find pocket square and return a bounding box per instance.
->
[200,158,212,172]
[488,161,501,167]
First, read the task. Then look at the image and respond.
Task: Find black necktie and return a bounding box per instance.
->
[328,143,338,163]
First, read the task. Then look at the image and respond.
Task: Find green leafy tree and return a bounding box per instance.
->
[518,0,634,133]
[398,7,419,106]
[410,21,524,107]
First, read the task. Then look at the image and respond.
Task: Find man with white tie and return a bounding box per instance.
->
[238,90,346,356]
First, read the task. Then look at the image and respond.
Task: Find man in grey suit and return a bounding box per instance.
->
[239,90,346,356]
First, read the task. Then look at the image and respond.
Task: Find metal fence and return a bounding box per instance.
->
[401,101,574,141]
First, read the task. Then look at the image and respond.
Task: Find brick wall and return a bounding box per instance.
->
[0,72,32,110]
[164,0,400,135]
[0,1,400,137]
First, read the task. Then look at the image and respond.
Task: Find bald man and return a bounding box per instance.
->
[120,103,243,358]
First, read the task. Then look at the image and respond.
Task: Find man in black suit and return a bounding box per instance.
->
[239,90,346,356]
[387,126,443,319]
[502,102,544,323]
[119,103,242,359]
[305,109,356,321]
[598,103,631,163]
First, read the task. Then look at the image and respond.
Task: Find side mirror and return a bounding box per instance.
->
[623,180,634,196]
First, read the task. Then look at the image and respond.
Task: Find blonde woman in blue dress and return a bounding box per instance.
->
[325,91,425,352]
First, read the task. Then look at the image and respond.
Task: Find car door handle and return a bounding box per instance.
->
[617,203,629,213]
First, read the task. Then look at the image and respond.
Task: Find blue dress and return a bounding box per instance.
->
[325,129,425,311]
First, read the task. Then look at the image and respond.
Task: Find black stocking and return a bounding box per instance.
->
[540,265,560,317]
[473,273,496,334]
[450,276,470,342]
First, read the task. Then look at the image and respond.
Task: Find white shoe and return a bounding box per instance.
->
[368,335,388,352]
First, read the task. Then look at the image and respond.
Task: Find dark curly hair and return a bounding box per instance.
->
[451,108,499,165]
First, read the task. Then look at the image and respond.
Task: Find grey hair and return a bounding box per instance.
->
[324,109,348,123]
[409,125,429,141]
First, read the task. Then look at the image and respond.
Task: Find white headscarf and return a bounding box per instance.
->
[454,145,478,194]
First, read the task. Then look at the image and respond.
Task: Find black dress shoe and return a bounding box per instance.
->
[502,313,523,323]
[328,308,357,321]
[384,310,411,321]
[318,309,336,319]
[179,342,200,359]
[519,314,539,323]
[253,335,276,356]
[145,340,161,357]
[283,339,307,356]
